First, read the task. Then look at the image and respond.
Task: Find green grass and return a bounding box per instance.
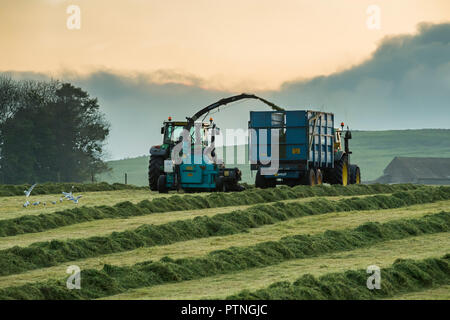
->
[97,129,450,184]
[0,184,418,237]
[0,212,448,300]
[0,182,145,197]
[388,284,450,300]
[226,254,450,300]
[0,195,370,250]
[0,189,171,221]
[0,187,446,277]
[2,198,448,290]
[106,233,450,300]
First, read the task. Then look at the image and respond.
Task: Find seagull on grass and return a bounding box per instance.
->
[69,195,82,204]
[62,186,75,200]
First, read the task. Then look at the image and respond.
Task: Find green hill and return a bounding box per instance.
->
[97,129,450,186]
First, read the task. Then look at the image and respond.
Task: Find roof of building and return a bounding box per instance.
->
[382,157,450,180]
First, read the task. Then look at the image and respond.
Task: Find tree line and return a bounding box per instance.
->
[0,76,110,184]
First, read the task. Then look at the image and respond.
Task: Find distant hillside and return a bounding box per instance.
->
[350,129,450,182]
[97,129,450,186]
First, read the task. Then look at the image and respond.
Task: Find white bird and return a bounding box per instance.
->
[62,191,73,199]
[70,195,82,204]
[23,201,30,208]
[59,197,63,203]
[24,183,37,197]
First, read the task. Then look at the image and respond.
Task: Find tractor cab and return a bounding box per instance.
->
[161,119,212,149]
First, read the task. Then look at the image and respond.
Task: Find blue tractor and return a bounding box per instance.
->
[248,110,361,187]
[149,94,284,193]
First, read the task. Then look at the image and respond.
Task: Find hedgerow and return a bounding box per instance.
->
[227,254,450,300]
[0,187,449,277]
[0,212,448,300]
[0,182,145,197]
[0,184,422,237]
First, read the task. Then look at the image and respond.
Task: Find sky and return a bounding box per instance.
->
[2,0,450,90]
[1,0,450,159]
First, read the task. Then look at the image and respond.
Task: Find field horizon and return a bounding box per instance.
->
[98,129,450,186]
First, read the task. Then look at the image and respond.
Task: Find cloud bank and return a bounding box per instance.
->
[3,22,450,159]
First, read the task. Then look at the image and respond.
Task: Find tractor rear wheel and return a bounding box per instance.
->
[149,156,164,191]
[330,155,349,186]
[157,175,168,193]
[349,165,361,184]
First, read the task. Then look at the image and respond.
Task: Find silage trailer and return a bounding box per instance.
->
[248,110,361,187]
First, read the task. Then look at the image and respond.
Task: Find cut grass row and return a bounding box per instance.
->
[0,189,169,221]
[1,187,448,277]
[2,199,448,289]
[0,195,363,249]
[0,212,448,299]
[226,254,450,300]
[0,182,145,197]
[2,199,447,290]
[107,232,449,299]
[0,184,421,237]
[388,284,450,300]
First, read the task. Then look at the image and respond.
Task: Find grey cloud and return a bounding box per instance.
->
[3,22,450,159]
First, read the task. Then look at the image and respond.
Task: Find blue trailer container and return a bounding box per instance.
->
[249,110,337,186]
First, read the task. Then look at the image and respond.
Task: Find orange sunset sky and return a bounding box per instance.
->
[1,0,449,91]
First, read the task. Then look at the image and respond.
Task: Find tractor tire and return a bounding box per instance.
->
[215,176,226,192]
[149,156,164,191]
[330,155,349,186]
[157,175,168,193]
[255,170,267,189]
[315,169,323,185]
[349,165,361,185]
[306,168,316,186]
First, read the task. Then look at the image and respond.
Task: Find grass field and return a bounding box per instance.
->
[97,129,450,185]
[0,184,448,300]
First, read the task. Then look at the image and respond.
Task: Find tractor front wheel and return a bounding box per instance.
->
[349,165,361,184]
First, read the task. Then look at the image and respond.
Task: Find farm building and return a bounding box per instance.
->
[376,157,450,185]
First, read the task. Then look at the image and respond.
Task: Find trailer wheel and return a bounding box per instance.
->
[349,165,361,184]
[149,156,164,191]
[307,168,316,186]
[330,155,349,186]
[315,169,323,185]
[157,175,168,193]
[255,170,267,189]
[215,176,226,192]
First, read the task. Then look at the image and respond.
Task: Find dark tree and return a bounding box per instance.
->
[0,78,110,184]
